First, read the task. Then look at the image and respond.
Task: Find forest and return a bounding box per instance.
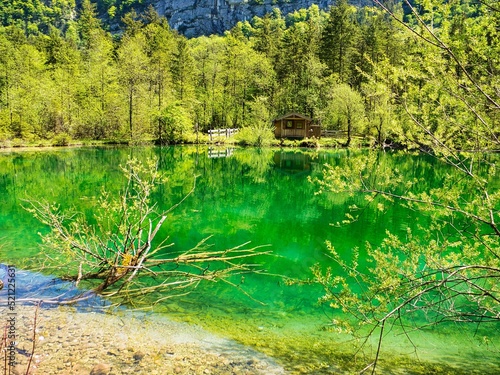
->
[0,0,499,149]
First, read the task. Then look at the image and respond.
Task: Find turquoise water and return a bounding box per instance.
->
[1,146,499,374]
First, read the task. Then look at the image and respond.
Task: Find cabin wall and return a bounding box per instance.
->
[274,117,319,139]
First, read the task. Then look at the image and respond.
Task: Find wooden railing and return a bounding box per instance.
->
[208,128,239,140]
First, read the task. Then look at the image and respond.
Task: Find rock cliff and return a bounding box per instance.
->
[152,0,369,37]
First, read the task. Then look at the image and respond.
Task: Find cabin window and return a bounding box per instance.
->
[286,120,293,128]
[296,121,304,129]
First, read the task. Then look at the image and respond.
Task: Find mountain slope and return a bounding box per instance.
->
[153,0,343,37]
[1,0,372,37]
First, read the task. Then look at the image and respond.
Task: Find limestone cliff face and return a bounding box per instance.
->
[152,0,368,37]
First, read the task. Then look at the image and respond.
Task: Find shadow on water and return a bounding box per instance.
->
[0,264,107,310]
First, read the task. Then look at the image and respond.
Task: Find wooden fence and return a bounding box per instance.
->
[208,128,239,140]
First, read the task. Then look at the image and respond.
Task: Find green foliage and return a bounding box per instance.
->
[158,102,194,144]
[320,158,499,310]
[324,83,366,146]
[0,0,75,35]
[320,0,359,83]
[52,132,71,146]
[0,1,498,153]
[311,149,500,370]
[309,0,500,365]
[235,125,274,147]
[235,96,275,147]
[361,78,395,147]
[171,37,195,102]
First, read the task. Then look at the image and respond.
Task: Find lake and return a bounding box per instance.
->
[1,145,499,374]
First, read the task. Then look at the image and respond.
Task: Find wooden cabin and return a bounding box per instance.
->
[273,113,321,139]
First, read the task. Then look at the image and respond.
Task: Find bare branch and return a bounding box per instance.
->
[23,157,270,308]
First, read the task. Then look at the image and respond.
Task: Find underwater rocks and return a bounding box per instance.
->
[2,305,286,375]
[90,363,112,375]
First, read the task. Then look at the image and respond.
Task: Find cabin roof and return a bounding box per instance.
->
[274,112,312,122]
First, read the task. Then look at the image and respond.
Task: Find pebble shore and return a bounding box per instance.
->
[3,305,287,375]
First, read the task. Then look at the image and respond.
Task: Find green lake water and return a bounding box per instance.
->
[1,146,499,374]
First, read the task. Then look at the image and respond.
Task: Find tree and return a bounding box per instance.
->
[170,36,195,103]
[235,96,275,147]
[0,32,17,139]
[349,7,397,90]
[319,0,359,83]
[77,0,101,51]
[251,8,285,66]
[361,77,394,147]
[0,32,50,141]
[74,7,119,140]
[117,30,149,140]
[190,35,225,131]
[275,6,327,118]
[325,83,366,147]
[158,102,193,144]
[42,26,82,138]
[142,13,176,144]
[23,158,270,304]
[190,33,274,131]
[219,34,275,128]
[0,0,75,36]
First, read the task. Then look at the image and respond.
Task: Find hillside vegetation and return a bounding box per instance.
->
[0,0,498,149]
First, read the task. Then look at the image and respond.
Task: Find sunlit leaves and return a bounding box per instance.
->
[323,83,366,146]
[158,102,193,143]
[312,144,500,370]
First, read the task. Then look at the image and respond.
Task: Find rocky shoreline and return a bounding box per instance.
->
[3,305,287,375]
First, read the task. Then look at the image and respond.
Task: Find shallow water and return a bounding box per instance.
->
[1,145,499,374]
[0,264,107,309]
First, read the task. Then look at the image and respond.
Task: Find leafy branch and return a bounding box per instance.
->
[311,151,500,373]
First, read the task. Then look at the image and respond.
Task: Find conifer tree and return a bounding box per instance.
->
[320,0,359,83]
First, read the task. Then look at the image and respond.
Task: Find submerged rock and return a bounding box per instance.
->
[90,363,111,375]
[4,305,287,375]
[133,350,146,361]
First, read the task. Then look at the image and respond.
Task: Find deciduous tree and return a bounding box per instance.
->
[117,30,149,140]
[325,83,366,147]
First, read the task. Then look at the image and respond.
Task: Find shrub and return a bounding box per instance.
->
[52,132,71,146]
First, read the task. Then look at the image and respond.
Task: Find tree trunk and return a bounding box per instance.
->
[129,87,133,139]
